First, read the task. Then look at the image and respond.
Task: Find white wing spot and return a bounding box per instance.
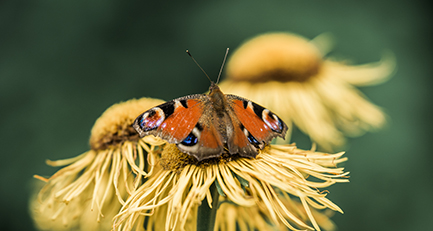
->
[262,109,273,130]
[247,101,254,110]
[174,100,182,109]
[192,127,201,139]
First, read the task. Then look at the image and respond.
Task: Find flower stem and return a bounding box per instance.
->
[197,182,219,231]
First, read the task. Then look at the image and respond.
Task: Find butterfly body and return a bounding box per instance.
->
[133,82,288,161]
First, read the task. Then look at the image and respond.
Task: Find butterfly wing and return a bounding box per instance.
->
[227,95,288,146]
[133,94,225,161]
[177,115,225,161]
[133,94,205,143]
[225,114,258,157]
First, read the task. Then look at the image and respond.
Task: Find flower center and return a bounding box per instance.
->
[160,144,245,171]
[226,33,322,83]
[89,98,165,150]
[90,125,139,150]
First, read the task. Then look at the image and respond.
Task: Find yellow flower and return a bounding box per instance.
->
[219,32,395,150]
[30,97,166,231]
[113,144,348,231]
[215,197,337,231]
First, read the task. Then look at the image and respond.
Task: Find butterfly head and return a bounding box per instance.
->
[208,81,219,93]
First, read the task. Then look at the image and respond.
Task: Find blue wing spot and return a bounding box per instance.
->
[275,116,284,132]
[181,132,198,146]
[247,133,260,146]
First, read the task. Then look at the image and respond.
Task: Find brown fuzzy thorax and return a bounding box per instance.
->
[208,83,228,113]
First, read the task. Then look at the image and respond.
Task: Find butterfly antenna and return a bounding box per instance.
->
[216,48,229,84]
[186,50,213,84]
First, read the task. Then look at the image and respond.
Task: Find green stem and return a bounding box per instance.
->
[197,182,219,231]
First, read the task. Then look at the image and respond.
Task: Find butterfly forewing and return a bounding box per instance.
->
[133,95,205,143]
[227,95,288,143]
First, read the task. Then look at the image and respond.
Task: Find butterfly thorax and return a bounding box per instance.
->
[207,83,235,146]
[208,82,228,114]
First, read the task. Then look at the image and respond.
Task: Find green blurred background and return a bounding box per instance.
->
[1,0,432,230]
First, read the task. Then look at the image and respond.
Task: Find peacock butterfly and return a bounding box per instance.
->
[133,50,288,161]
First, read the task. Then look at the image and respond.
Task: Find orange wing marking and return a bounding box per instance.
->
[231,100,272,141]
[159,99,203,142]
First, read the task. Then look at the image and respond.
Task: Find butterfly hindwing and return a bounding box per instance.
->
[226,118,258,157]
[177,119,225,160]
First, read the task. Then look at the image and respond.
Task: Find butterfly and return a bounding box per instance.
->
[133,50,288,161]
